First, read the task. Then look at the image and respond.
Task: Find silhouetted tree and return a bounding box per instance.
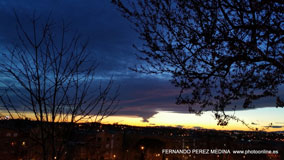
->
[112,0,283,126]
[0,13,119,160]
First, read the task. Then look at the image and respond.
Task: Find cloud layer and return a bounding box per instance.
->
[0,0,281,123]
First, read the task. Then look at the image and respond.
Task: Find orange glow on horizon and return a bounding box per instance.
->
[102,107,284,132]
[1,107,283,132]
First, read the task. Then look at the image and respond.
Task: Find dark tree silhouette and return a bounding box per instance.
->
[0,13,119,160]
[112,0,284,126]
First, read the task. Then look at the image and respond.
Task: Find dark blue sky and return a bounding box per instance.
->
[0,0,185,122]
[0,0,280,123]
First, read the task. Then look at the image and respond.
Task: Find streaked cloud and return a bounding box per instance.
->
[0,0,283,127]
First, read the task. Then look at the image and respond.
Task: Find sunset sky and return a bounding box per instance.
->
[0,0,283,132]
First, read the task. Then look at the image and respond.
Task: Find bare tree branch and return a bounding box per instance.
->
[113,0,283,129]
[0,12,119,160]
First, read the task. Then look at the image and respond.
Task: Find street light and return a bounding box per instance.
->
[140,146,145,160]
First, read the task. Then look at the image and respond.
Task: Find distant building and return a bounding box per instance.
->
[0,120,283,160]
